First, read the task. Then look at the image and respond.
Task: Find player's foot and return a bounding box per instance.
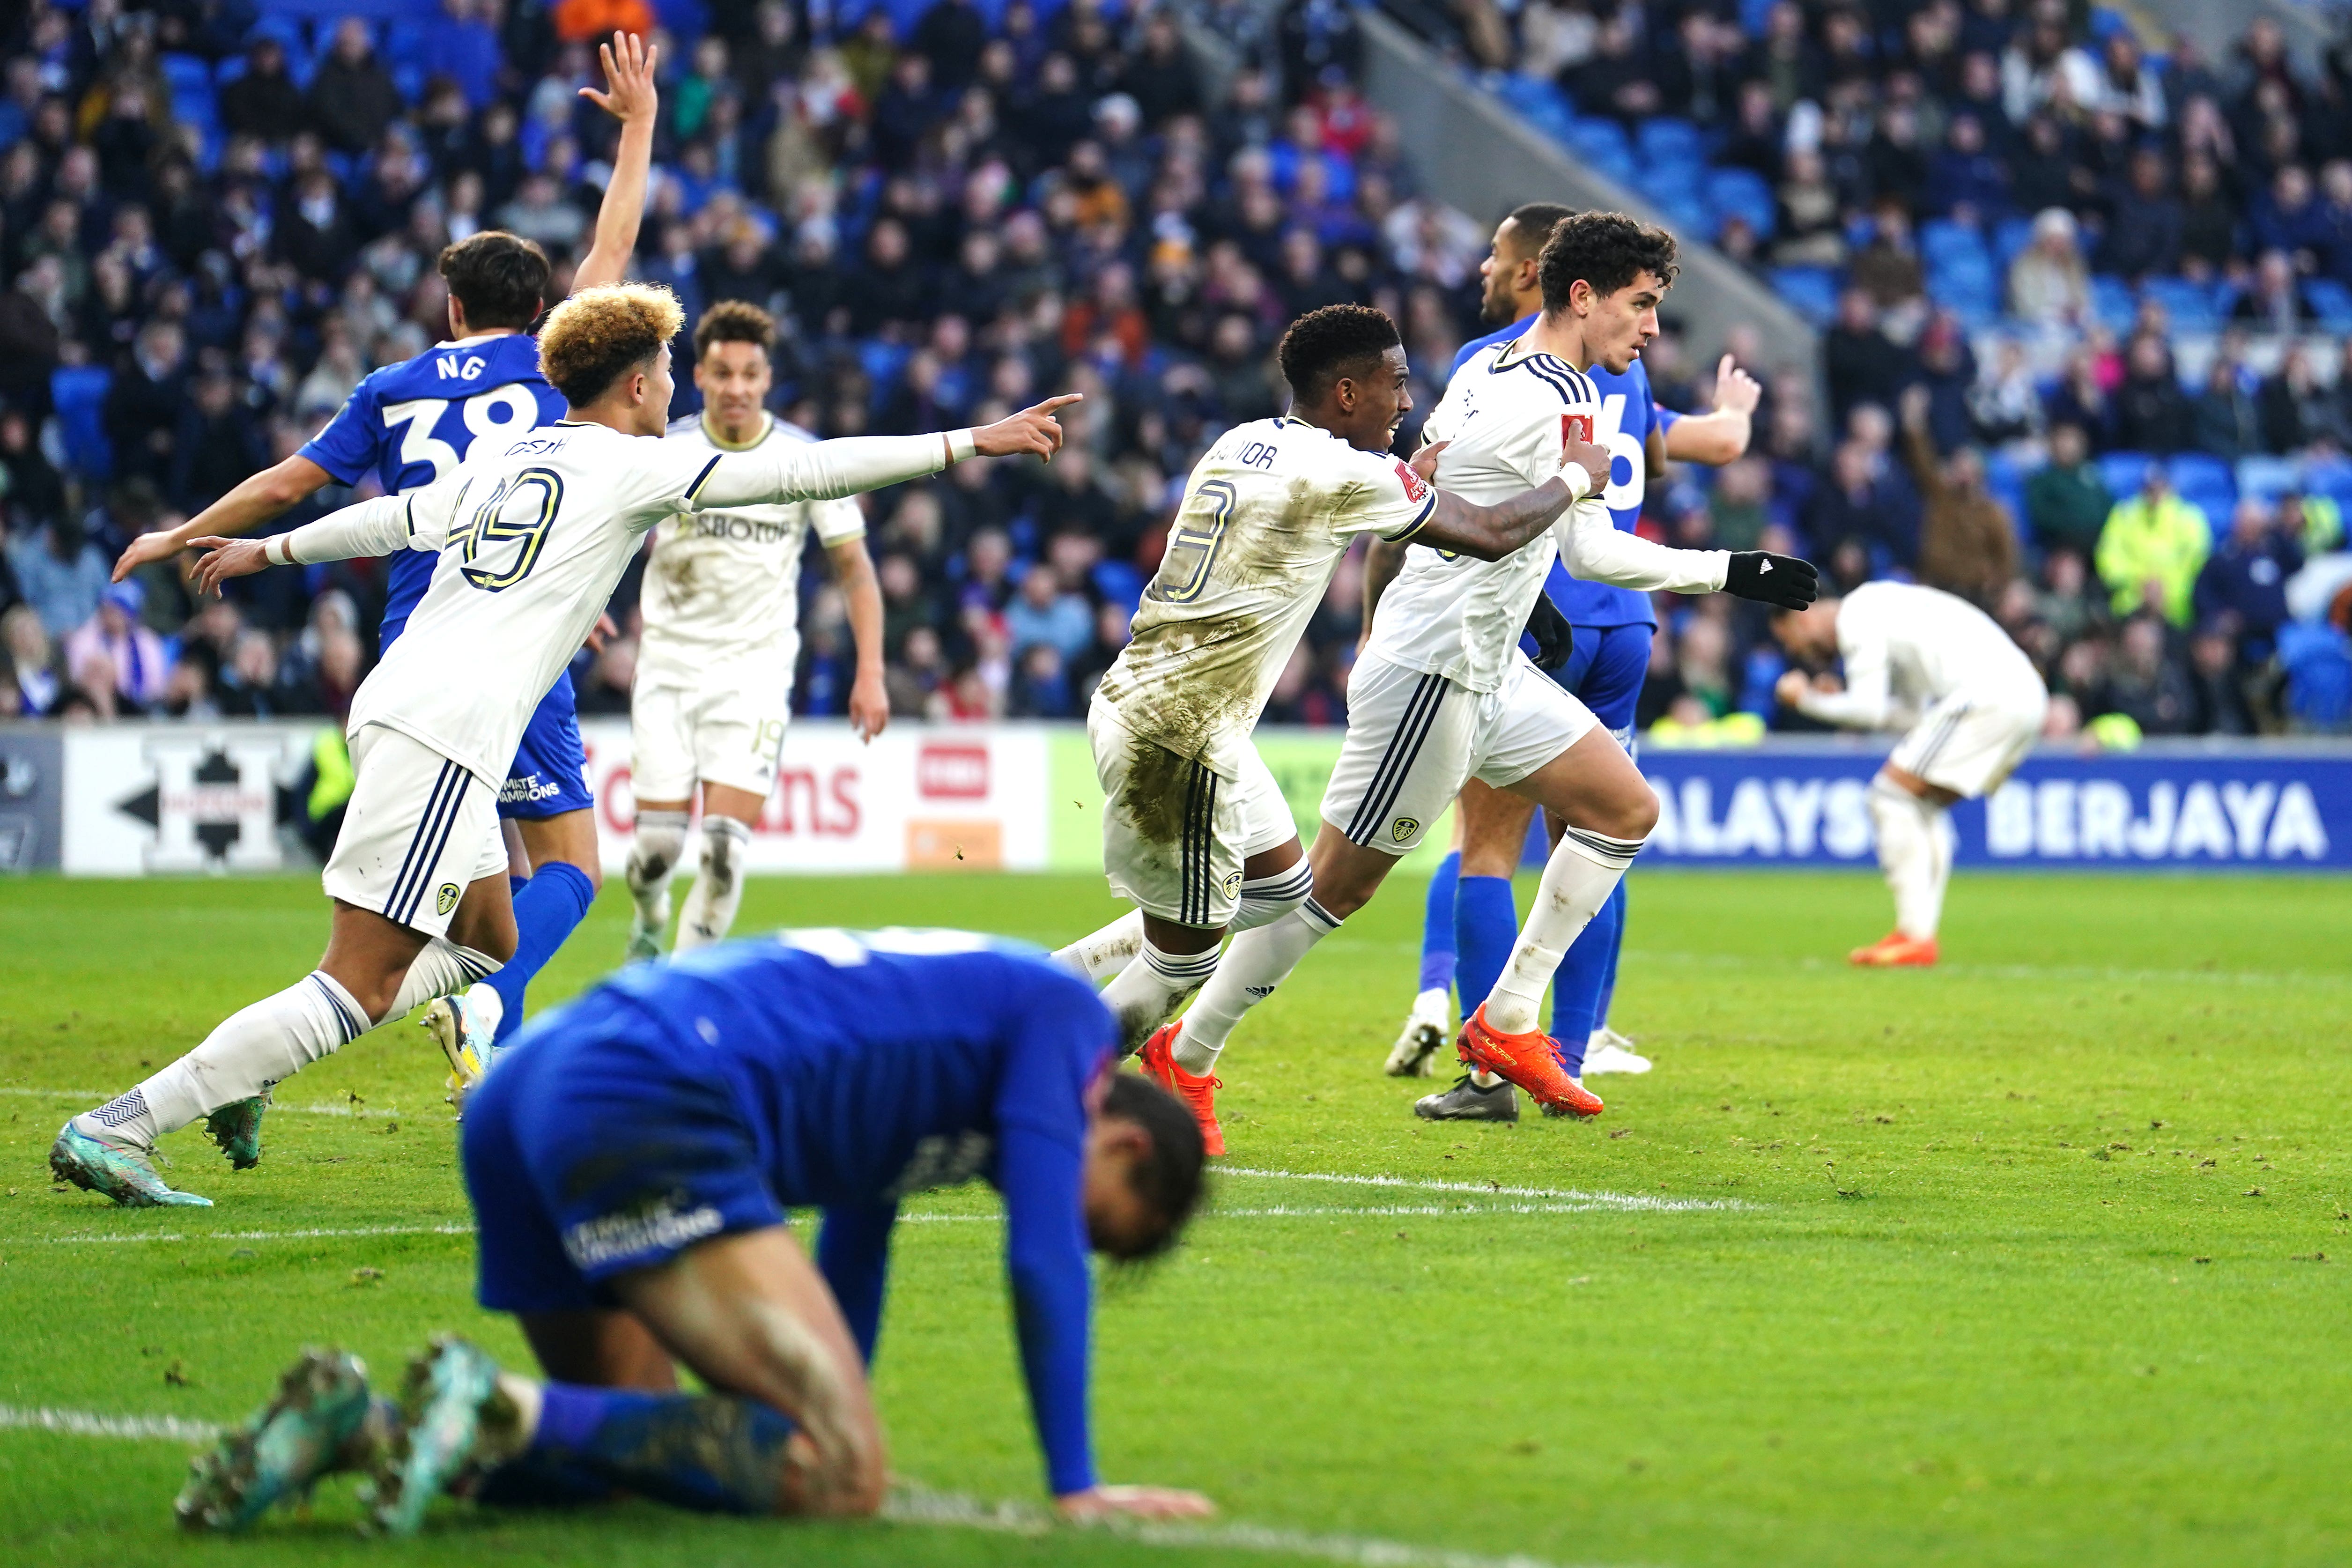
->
[1384,987,1450,1077]
[422,990,496,1111]
[49,1123,212,1207]
[1138,1021,1225,1157]
[624,919,663,964]
[362,1336,524,1537]
[1581,1027,1653,1076]
[1454,1005,1604,1119]
[204,1096,268,1169]
[1413,1073,1519,1121]
[1849,932,1938,967]
[176,1348,375,1531]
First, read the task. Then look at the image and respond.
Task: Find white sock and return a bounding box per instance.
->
[1100,937,1220,1054]
[76,970,371,1149]
[1174,897,1344,1072]
[1870,779,1949,939]
[676,816,753,952]
[628,809,689,934]
[1052,908,1145,982]
[1484,828,1644,1035]
[384,938,502,1023]
[1231,859,1314,932]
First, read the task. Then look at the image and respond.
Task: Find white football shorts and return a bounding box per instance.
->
[1888,690,2046,798]
[1322,651,1599,855]
[630,672,792,802]
[1089,700,1296,928]
[322,723,510,937]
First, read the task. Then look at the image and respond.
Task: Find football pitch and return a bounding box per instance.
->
[3,868,2348,1568]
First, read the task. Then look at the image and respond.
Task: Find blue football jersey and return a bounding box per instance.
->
[298,333,568,648]
[1450,315,1678,630]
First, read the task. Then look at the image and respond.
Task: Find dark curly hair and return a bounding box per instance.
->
[1537,212,1679,312]
[1275,303,1401,405]
[438,231,550,333]
[693,298,776,361]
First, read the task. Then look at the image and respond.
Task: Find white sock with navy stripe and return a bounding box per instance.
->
[1101,937,1221,1055]
[1483,828,1645,1036]
[1172,897,1344,1072]
[1051,908,1146,983]
[382,938,503,1025]
[676,816,754,953]
[1231,858,1315,932]
[74,969,371,1150]
[1869,779,1950,939]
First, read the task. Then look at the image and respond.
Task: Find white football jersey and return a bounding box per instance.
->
[1366,336,1727,694]
[1798,580,2048,729]
[1094,415,1435,778]
[637,413,867,688]
[346,421,944,790]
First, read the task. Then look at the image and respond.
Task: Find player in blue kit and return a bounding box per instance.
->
[113,33,661,1085]
[1385,204,1762,1117]
[173,929,1215,1536]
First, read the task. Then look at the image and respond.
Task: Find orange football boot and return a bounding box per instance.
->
[1138,1021,1225,1156]
[1455,1004,1603,1119]
[1849,932,1939,967]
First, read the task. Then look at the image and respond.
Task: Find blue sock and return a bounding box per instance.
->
[1548,877,1625,1077]
[493,1382,799,1515]
[1594,879,1627,1031]
[487,860,596,1044]
[1418,850,1461,995]
[1453,875,1517,1014]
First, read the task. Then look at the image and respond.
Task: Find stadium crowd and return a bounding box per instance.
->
[1,0,2347,739]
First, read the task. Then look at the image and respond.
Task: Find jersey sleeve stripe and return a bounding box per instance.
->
[1382,489,1438,541]
[682,453,724,504]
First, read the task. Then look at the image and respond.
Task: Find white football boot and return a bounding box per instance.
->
[1384,986,1452,1077]
[1581,1025,1653,1075]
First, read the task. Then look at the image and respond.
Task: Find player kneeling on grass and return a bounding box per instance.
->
[175,929,1212,1536]
[1771,582,2049,966]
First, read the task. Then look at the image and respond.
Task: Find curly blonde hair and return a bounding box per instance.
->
[538,283,686,407]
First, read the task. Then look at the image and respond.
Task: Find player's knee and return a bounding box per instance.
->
[1617,787,1660,841]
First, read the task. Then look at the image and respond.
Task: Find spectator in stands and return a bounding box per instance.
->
[2196,497,2303,657]
[2008,207,2089,325]
[2177,152,2241,280]
[104,319,185,487]
[2,604,58,716]
[2233,249,2313,330]
[2097,463,2211,626]
[2025,422,2111,554]
[2112,334,2194,455]
[62,578,170,714]
[7,515,109,637]
[2190,354,2264,459]
[2098,148,2183,280]
[1823,289,1907,426]
[1003,562,1095,666]
[2259,343,2338,453]
[2187,623,2258,734]
[1901,385,2016,605]
[309,16,404,154]
[220,38,306,142]
[2103,614,2196,734]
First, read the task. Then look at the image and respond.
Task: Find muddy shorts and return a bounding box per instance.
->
[1087,699,1296,929]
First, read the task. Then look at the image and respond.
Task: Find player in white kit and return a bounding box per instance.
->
[1049,304,1616,1151]
[624,301,888,960]
[1772,581,2049,967]
[1135,214,1817,1142]
[50,283,1081,1206]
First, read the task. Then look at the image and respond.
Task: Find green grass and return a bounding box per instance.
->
[3,869,2349,1568]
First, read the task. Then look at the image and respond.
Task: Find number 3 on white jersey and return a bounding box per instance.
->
[381,384,543,487]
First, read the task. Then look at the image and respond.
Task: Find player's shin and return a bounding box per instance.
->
[1050,908,1145,982]
[1231,859,1314,932]
[482,860,594,1043]
[1868,779,1949,940]
[676,817,753,952]
[1100,938,1220,1054]
[1171,897,1344,1072]
[1418,848,1462,996]
[1547,878,1624,1078]
[626,809,689,956]
[488,1382,806,1515]
[1482,829,1645,1037]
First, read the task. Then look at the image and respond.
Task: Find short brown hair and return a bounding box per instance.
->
[438,232,550,332]
[537,284,687,406]
[694,299,776,362]
[1538,211,1679,312]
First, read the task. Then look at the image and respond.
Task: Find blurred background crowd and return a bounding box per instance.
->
[2,0,2349,740]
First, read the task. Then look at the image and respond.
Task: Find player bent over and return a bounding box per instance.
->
[173,931,1212,1535]
[626,301,890,960]
[1139,214,1816,1141]
[1771,582,2049,966]
[1048,304,1610,1151]
[52,283,1080,1206]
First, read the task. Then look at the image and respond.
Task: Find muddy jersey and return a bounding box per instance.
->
[637,413,867,688]
[1092,416,1434,778]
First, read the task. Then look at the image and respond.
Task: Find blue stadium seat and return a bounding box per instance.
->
[1705,168,1775,238]
[2089,274,2137,332]
[2143,275,2220,330]
[161,52,213,93]
[1919,218,1987,271]
[2278,621,2352,729]
[2305,277,2352,329]
[1090,560,1145,615]
[1636,117,1706,165]
[2169,453,2236,532]
[2236,455,2302,503]
[1564,116,1631,163]
[50,366,113,481]
[2304,458,2352,510]
[1768,266,1841,327]
[1991,215,2036,272]
[2099,451,2155,497]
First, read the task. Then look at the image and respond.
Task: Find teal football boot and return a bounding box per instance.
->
[49,1123,212,1207]
[203,1096,267,1169]
[176,1349,376,1531]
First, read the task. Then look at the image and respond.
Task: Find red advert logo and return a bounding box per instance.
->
[1561,413,1593,446]
[918,742,990,799]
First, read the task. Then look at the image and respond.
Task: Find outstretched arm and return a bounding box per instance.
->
[1662,355,1760,466]
[1558,502,1818,608]
[688,396,1081,511]
[190,481,463,595]
[113,455,334,580]
[574,32,659,292]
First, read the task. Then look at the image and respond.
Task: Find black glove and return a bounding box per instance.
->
[1521,592,1575,670]
[1723,551,1819,609]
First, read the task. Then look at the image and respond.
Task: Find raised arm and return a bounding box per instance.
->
[573,32,658,291]
[1662,354,1761,466]
[688,397,1080,511]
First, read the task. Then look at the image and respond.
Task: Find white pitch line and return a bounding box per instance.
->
[0,1408,1606,1568]
[1221,1165,1746,1212]
[0,1088,405,1118]
[25,1224,474,1246]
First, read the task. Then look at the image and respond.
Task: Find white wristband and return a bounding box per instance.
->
[268,534,295,566]
[946,428,977,464]
[1559,460,1591,502]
